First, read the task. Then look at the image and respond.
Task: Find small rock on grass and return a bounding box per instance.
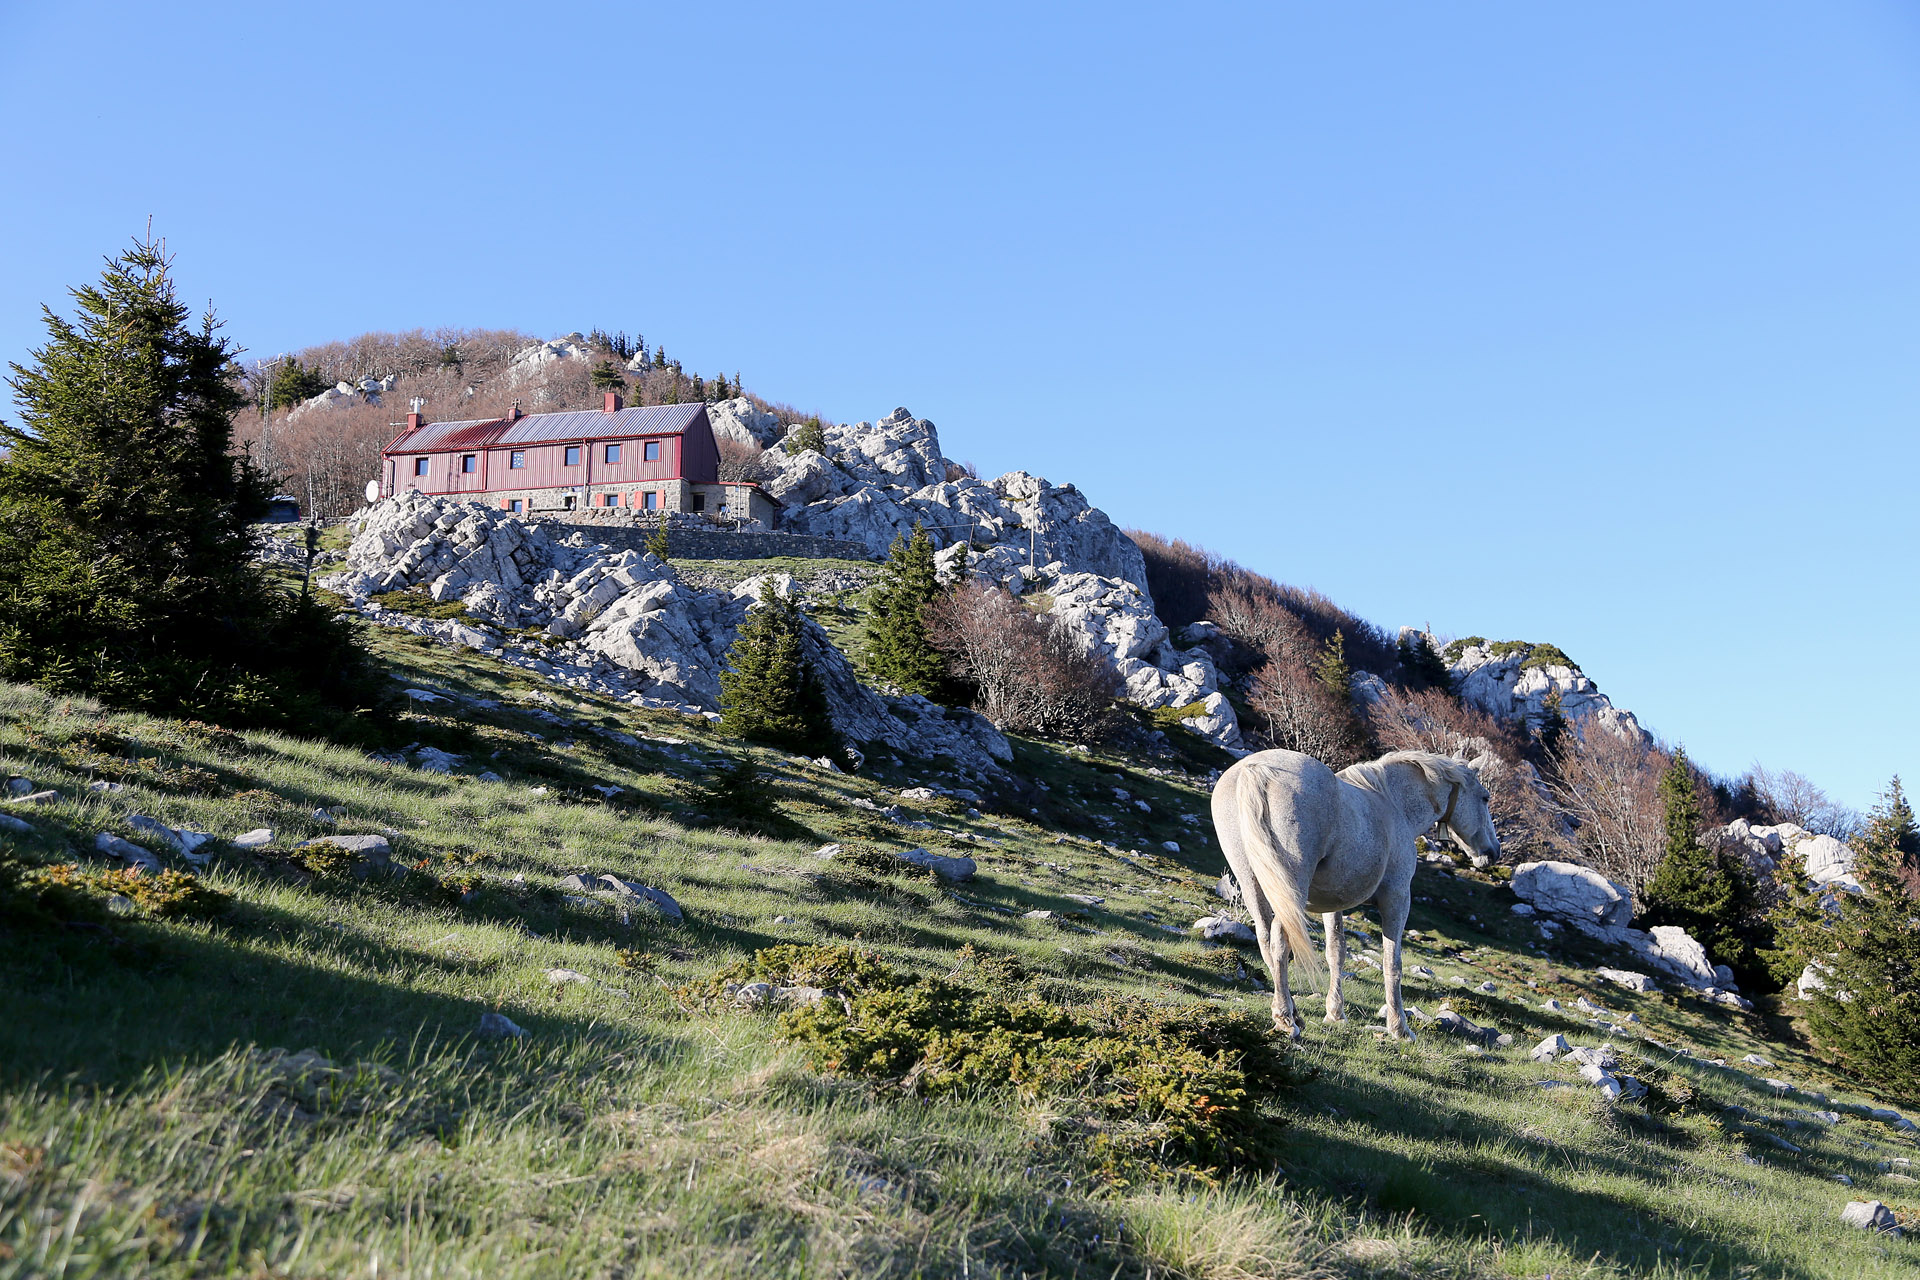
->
[893,846,975,881]
[5,777,31,795]
[771,915,796,925]
[1532,1033,1572,1062]
[0,814,34,835]
[1840,1201,1901,1235]
[93,832,162,874]
[1193,916,1255,942]
[233,829,274,849]
[545,968,590,986]
[12,790,60,806]
[478,1012,527,1040]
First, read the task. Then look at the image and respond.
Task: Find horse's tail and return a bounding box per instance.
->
[1234,767,1322,987]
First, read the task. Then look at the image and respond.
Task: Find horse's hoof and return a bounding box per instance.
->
[1324,1011,1346,1024]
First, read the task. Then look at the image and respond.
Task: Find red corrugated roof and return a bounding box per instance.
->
[384,403,709,456]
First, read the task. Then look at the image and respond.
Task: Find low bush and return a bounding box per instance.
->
[24,863,230,921]
[716,945,1298,1185]
[368,588,476,622]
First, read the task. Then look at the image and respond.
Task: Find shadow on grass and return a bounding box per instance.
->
[0,895,645,1090]
[1283,1051,1820,1279]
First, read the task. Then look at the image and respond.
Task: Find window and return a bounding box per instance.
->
[508,499,523,513]
[602,493,619,507]
[461,455,477,473]
[414,457,429,476]
[642,440,661,462]
[564,445,582,466]
[604,443,621,463]
[642,491,658,511]
[509,451,526,469]
[691,493,706,512]
[563,495,576,511]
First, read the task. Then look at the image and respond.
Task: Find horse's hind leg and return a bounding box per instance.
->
[1248,911,1300,1040]
[1323,911,1347,1023]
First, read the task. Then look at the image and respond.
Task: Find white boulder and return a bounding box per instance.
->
[1510,861,1633,930]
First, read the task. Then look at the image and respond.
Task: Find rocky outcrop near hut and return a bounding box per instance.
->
[758,408,1151,593]
[326,492,1011,777]
[1443,639,1649,744]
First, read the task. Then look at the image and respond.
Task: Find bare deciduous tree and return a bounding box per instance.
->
[1545,726,1671,898]
[716,438,767,484]
[926,583,1118,741]
[1744,764,1860,841]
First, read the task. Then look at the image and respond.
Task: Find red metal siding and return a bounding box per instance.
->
[386,422,706,498]
[680,415,719,483]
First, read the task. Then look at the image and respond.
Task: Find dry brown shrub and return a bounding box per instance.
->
[1546,727,1672,898]
[926,583,1119,741]
[717,438,767,483]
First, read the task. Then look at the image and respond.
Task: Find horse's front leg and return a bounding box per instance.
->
[1323,911,1347,1023]
[1377,885,1415,1041]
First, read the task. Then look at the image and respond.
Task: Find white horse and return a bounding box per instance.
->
[1210,749,1500,1041]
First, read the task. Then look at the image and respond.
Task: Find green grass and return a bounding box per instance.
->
[1,619,1916,1277]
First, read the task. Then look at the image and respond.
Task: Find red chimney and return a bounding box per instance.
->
[604,391,623,413]
[406,411,422,431]
[508,398,523,421]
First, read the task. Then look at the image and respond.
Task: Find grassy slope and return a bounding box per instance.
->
[1,598,1917,1278]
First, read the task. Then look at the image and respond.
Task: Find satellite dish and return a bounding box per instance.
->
[365,480,382,504]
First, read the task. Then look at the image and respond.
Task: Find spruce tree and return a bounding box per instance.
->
[784,420,826,457]
[645,510,671,560]
[590,360,626,393]
[1402,630,1454,693]
[0,235,381,732]
[865,523,947,697]
[1643,749,1755,972]
[1535,688,1567,757]
[718,581,834,755]
[1782,779,1920,1100]
[266,357,328,412]
[1312,630,1354,706]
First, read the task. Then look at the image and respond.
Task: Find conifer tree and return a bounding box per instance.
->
[1534,689,1567,757]
[1775,779,1920,1099]
[266,357,328,411]
[591,360,626,393]
[1396,629,1454,694]
[784,419,828,457]
[719,581,834,755]
[865,523,947,697]
[1643,749,1755,971]
[0,235,381,732]
[645,510,671,560]
[1312,630,1354,706]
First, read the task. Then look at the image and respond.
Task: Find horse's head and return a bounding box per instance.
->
[1421,756,1502,866]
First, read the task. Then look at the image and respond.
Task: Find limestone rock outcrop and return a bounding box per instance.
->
[507,333,594,384]
[704,397,786,448]
[287,375,399,420]
[757,408,1150,595]
[328,492,1011,776]
[1445,641,1648,744]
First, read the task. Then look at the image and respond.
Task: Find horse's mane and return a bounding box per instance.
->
[1339,750,1480,792]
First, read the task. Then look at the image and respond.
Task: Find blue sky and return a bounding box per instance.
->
[3,2,1915,810]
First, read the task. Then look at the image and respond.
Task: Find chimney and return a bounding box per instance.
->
[604,391,623,413]
[405,411,422,431]
[509,397,523,422]
[406,396,425,432]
